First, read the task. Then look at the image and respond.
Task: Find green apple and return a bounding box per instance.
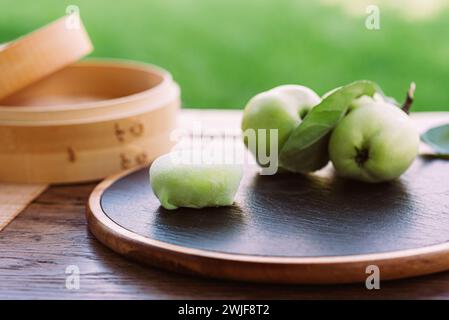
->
[270,84,321,119]
[241,85,320,173]
[328,101,419,183]
[279,80,378,173]
[349,92,387,110]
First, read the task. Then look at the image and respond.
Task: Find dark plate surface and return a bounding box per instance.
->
[100,158,449,257]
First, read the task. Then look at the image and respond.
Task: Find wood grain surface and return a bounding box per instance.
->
[1,110,449,298]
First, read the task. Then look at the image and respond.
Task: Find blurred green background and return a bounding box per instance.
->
[1,0,448,111]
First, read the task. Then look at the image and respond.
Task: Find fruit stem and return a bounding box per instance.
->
[401,82,416,114]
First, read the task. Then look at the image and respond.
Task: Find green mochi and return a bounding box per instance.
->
[149,154,243,210]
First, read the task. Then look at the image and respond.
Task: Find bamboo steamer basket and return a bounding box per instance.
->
[0,60,180,184]
[0,14,93,100]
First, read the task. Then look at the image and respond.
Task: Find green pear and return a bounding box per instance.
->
[241,86,320,173]
[328,101,419,183]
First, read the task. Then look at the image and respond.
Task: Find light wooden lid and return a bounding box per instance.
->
[0,60,179,125]
[0,14,93,100]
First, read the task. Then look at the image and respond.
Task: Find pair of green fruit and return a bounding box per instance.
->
[150,80,419,210]
[242,81,420,183]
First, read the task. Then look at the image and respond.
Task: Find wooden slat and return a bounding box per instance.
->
[0,183,47,231]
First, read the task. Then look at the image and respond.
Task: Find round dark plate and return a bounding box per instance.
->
[87,158,449,284]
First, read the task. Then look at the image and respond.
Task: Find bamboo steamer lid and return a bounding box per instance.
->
[0,14,93,100]
[0,60,180,183]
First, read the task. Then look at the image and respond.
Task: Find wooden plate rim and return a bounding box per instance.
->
[87,165,449,265]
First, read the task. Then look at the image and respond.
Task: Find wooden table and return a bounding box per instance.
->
[1,109,449,299]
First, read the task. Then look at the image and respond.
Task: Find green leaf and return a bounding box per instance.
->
[279,80,379,172]
[421,123,449,156]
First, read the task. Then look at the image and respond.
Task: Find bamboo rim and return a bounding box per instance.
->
[0,14,93,100]
[0,60,180,125]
